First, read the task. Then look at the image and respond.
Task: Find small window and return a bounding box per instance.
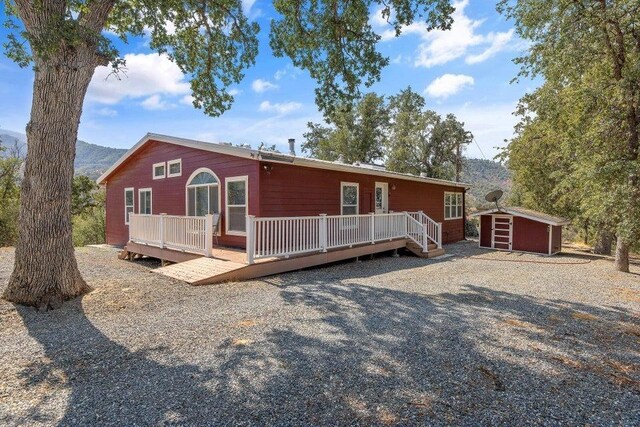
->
[341,182,359,215]
[226,176,248,235]
[139,188,152,214]
[124,187,134,224]
[153,162,166,179]
[444,192,463,220]
[167,159,182,177]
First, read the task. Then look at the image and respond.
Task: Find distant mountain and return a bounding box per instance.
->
[462,158,511,209]
[0,128,127,180]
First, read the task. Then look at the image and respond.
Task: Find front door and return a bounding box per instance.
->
[374,183,388,214]
[492,215,512,251]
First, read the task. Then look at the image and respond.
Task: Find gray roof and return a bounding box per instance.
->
[471,206,570,226]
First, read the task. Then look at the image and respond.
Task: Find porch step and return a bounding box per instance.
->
[405,241,446,258]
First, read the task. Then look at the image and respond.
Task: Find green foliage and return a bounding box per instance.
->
[499,0,640,253]
[302,93,388,163]
[72,188,106,247]
[0,140,23,246]
[304,87,473,180]
[387,88,472,180]
[4,0,455,116]
[270,0,454,113]
[71,175,105,247]
[72,175,98,216]
[461,158,511,209]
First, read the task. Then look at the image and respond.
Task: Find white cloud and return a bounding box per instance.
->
[425,74,474,98]
[141,95,172,110]
[88,53,190,105]
[466,29,515,64]
[370,0,514,68]
[228,88,242,96]
[251,78,279,93]
[95,107,118,117]
[258,101,302,115]
[180,95,195,106]
[242,0,257,14]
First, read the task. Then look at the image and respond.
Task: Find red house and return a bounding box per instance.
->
[472,207,569,255]
[97,133,468,281]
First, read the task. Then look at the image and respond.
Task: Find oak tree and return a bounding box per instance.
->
[499,0,640,271]
[1,0,455,308]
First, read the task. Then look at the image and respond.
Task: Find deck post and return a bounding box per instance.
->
[438,222,443,249]
[319,214,327,252]
[159,213,166,249]
[370,212,375,244]
[422,223,429,253]
[205,214,214,257]
[246,215,256,264]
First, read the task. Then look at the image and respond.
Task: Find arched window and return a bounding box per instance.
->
[186,168,220,216]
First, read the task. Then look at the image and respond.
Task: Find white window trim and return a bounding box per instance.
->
[184,167,221,219]
[138,188,152,215]
[225,175,249,236]
[152,162,166,180]
[167,159,182,178]
[124,187,134,225]
[444,191,463,220]
[340,182,359,215]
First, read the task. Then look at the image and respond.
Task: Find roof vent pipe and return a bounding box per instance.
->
[288,138,296,156]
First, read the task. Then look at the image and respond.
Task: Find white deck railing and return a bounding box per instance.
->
[246,211,442,263]
[129,214,213,256]
[408,211,442,249]
[128,211,442,264]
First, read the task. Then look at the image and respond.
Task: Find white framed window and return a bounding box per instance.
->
[226,175,248,235]
[124,187,134,224]
[167,159,182,177]
[185,168,220,217]
[153,162,166,179]
[444,192,463,220]
[341,182,359,215]
[139,188,152,214]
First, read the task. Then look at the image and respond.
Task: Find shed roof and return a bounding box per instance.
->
[97,133,470,188]
[471,207,570,226]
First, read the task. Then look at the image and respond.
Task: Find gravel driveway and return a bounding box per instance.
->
[1,242,639,426]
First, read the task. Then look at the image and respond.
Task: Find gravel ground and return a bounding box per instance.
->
[0,242,639,426]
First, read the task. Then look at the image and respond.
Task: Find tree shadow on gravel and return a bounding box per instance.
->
[11,274,640,425]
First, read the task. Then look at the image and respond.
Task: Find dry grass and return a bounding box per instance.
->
[620,323,640,337]
[503,318,543,330]
[377,408,398,426]
[571,312,599,321]
[613,287,640,303]
[236,319,260,328]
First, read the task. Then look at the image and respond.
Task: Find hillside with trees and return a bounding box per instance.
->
[0,129,126,180]
[461,158,511,209]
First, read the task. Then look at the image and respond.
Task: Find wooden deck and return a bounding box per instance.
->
[125,237,446,286]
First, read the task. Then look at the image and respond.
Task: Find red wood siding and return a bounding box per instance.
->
[512,216,549,254]
[258,162,465,244]
[479,215,492,248]
[105,140,260,247]
[551,225,562,254]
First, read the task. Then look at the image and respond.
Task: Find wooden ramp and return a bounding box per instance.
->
[153,239,410,285]
[154,257,246,283]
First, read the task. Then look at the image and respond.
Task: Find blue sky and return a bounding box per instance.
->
[0,0,535,159]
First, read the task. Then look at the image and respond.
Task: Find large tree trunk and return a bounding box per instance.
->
[614,235,630,273]
[2,52,96,309]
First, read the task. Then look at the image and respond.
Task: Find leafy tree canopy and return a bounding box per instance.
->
[3,0,456,116]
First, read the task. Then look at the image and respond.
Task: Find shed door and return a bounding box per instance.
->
[492,215,512,251]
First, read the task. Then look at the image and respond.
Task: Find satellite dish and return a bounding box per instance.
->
[484,189,504,210]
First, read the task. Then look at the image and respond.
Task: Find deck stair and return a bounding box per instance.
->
[405,241,446,258]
